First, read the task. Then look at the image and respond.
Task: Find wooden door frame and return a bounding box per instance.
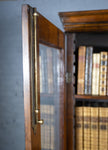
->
[22,4,41,150]
[22,5,32,150]
[22,4,67,150]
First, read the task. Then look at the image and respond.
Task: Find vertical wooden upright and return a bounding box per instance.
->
[22,5,41,150]
[66,33,76,150]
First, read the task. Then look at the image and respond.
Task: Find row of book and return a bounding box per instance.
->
[39,44,60,94]
[75,106,108,150]
[77,46,108,96]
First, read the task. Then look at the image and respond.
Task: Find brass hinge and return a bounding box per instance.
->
[65,72,72,83]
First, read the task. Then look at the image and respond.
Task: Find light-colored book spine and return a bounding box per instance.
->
[91,107,98,150]
[77,46,86,95]
[47,48,53,94]
[107,52,108,95]
[39,55,42,93]
[99,107,108,150]
[99,52,107,95]
[75,107,83,150]
[92,54,100,95]
[40,47,46,93]
[84,107,91,150]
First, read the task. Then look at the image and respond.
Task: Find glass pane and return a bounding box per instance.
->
[39,44,61,150]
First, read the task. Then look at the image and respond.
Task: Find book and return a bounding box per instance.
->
[99,107,108,150]
[77,46,86,95]
[106,52,108,96]
[85,46,93,95]
[39,55,42,93]
[83,106,91,150]
[39,45,47,93]
[47,48,53,94]
[75,106,83,150]
[90,107,98,150]
[40,104,55,150]
[99,52,107,96]
[92,53,100,95]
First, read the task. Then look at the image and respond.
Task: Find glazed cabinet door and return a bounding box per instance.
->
[22,5,66,150]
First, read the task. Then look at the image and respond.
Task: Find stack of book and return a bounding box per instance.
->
[75,106,108,150]
[77,46,108,96]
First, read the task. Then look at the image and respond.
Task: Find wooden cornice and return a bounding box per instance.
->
[59,9,108,32]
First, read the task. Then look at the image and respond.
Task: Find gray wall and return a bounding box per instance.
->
[0,0,108,150]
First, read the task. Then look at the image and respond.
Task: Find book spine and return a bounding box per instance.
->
[106,52,108,96]
[92,54,96,95]
[39,55,42,93]
[99,107,108,150]
[47,48,53,94]
[92,54,100,95]
[40,105,55,149]
[85,46,93,95]
[75,107,83,150]
[91,107,98,150]
[40,46,46,93]
[84,107,91,150]
[77,46,86,95]
[99,52,107,96]
[85,47,89,95]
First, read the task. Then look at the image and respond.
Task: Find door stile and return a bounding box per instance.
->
[22,5,32,150]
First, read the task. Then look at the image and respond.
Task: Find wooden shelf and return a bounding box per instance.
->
[75,95,108,100]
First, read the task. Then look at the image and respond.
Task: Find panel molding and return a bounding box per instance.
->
[59,9,108,32]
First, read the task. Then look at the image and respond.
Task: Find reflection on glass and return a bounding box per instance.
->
[39,44,60,150]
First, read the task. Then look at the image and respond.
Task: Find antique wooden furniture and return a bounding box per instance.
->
[22,4,108,150]
[22,4,66,150]
[59,10,108,150]
[59,9,108,150]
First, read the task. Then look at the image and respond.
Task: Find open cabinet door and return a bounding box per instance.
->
[22,4,66,150]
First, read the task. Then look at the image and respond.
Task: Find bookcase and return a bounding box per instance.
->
[59,10,108,150]
[22,5,108,150]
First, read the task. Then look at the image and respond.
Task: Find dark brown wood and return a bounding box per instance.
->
[59,9,108,150]
[22,4,41,150]
[37,10,67,150]
[59,9,108,32]
[37,7,67,150]
[37,12,64,49]
[75,95,108,100]
[66,33,76,150]
[22,5,32,150]
[22,4,66,150]
[59,48,67,150]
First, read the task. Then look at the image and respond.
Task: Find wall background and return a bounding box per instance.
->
[0,0,108,149]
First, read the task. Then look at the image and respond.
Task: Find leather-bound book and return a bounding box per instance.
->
[83,106,91,150]
[77,46,86,95]
[85,46,93,95]
[99,107,108,150]
[99,52,107,96]
[92,54,100,95]
[75,106,83,150]
[91,107,98,150]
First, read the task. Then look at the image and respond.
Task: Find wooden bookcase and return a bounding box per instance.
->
[22,5,108,150]
[59,10,108,150]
